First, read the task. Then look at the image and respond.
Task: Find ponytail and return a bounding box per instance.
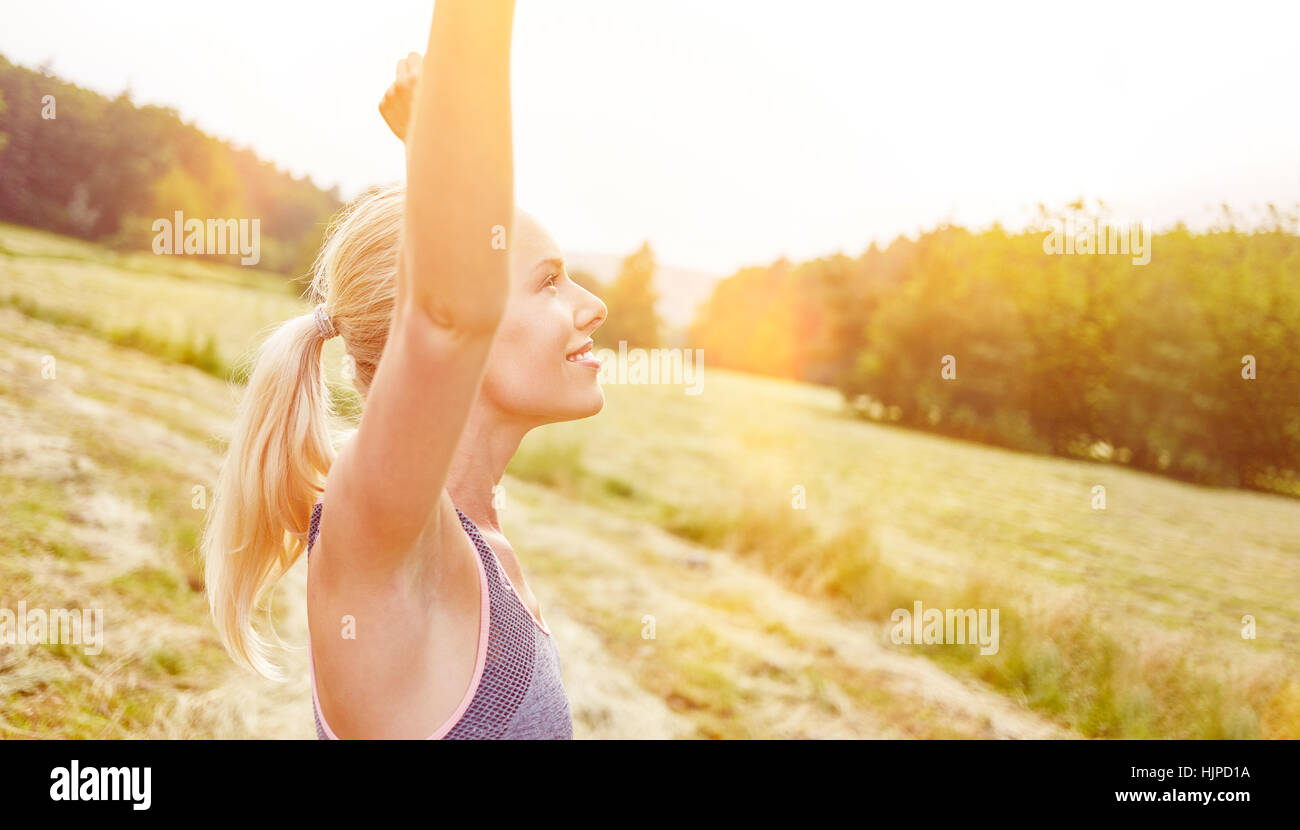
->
[201,311,335,680]
[202,183,405,679]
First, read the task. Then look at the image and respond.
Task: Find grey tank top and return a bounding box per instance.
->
[306,501,574,739]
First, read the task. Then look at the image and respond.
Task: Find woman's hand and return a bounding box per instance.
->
[379,52,422,142]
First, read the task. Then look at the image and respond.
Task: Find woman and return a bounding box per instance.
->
[201,0,606,739]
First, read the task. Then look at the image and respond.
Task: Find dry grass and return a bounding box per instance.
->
[3,220,1297,738]
[509,344,1300,738]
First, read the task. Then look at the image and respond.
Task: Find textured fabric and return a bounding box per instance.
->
[306,501,573,740]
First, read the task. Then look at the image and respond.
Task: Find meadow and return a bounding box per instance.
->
[1,221,1296,738]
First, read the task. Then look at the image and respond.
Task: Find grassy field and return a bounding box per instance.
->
[1,220,1297,738]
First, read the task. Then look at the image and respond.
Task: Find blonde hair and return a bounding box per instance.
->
[201,183,406,679]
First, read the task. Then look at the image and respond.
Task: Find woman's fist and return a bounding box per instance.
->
[379,52,422,142]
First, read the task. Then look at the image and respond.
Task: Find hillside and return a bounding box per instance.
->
[2,222,1297,738]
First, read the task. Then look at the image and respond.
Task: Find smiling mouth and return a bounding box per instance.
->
[565,342,600,368]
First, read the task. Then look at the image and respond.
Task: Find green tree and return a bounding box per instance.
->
[0,55,341,273]
[598,241,662,348]
[691,203,1300,497]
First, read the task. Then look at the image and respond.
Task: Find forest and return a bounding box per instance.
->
[4,53,1296,497]
[691,206,1300,496]
[0,55,340,275]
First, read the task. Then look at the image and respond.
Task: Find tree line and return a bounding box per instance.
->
[4,54,1296,495]
[690,205,1300,496]
[0,54,341,275]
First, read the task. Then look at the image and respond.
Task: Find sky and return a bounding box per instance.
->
[3,0,1299,276]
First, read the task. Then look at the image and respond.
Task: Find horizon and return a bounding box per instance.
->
[2,0,1298,276]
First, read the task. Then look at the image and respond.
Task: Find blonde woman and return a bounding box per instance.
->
[201,0,606,739]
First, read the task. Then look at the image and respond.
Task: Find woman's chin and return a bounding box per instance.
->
[576,389,604,419]
[567,388,605,420]
[532,389,604,426]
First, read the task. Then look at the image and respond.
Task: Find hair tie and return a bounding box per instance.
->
[313,304,338,340]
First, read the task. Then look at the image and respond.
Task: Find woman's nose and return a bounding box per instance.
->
[578,291,608,333]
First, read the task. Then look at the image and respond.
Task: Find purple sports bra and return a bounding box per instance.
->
[305,501,574,739]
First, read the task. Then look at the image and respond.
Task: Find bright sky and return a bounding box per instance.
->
[3,0,1299,275]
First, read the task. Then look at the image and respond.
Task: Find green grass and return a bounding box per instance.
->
[505,362,1300,738]
[0,220,352,387]
[1,293,232,379]
[3,219,1297,739]
[0,225,322,736]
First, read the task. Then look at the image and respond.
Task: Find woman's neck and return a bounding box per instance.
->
[443,404,532,536]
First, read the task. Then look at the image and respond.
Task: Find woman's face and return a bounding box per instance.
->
[479,209,608,424]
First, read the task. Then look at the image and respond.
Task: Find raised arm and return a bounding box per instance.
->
[320,0,516,580]
[403,0,515,331]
